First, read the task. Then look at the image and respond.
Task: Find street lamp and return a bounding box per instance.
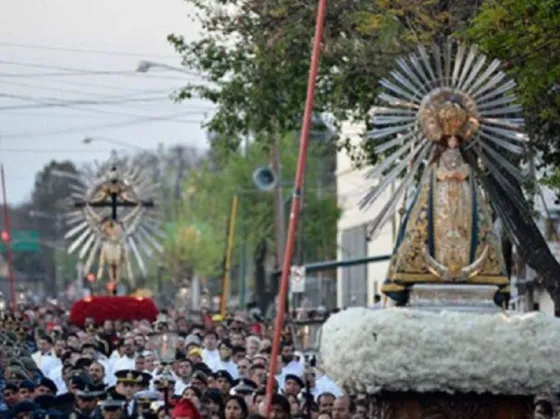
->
[136,60,201,77]
[82,136,145,151]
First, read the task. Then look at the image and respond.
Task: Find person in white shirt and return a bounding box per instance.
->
[142,351,157,374]
[32,335,55,371]
[201,331,220,370]
[280,342,304,378]
[212,340,238,379]
[370,294,383,310]
[173,358,194,396]
[314,359,343,399]
[111,337,136,384]
[48,351,72,395]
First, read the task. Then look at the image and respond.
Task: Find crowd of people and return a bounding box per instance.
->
[0,302,372,419]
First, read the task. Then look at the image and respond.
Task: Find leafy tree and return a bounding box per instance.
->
[169,0,482,161]
[172,134,341,310]
[464,0,560,190]
[1,204,43,279]
[1,203,79,297]
[133,145,204,287]
[29,160,80,295]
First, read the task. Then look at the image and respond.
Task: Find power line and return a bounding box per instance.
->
[0,64,202,82]
[3,81,213,112]
[6,80,175,101]
[0,146,209,154]
[0,112,205,139]
[0,108,210,120]
[0,93,174,110]
[0,70,190,81]
[7,74,180,94]
[0,60,202,79]
[0,42,178,58]
[0,92,213,121]
[0,148,127,154]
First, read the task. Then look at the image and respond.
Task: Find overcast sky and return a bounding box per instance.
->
[0,0,211,204]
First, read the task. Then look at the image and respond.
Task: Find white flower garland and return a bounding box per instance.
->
[320,307,560,395]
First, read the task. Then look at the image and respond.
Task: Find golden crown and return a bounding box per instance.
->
[437,101,469,137]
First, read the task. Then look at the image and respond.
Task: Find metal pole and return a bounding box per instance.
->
[1,165,16,311]
[220,195,239,316]
[157,263,164,304]
[265,0,328,412]
[239,233,247,307]
[294,182,306,311]
[239,138,249,307]
[297,183,305,266]
[76,261,84,300]
[272,133,286,267]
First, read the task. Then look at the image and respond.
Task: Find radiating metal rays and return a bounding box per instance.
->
[61,158,164,284]
[363,41,528,239]
[360,140,428,209]
[366,145,433,239]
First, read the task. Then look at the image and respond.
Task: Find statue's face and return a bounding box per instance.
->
[447,136,459,149]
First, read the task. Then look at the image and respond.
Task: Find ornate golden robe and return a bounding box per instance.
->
[383,149,509,298]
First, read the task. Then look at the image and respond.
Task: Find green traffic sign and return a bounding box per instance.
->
[0,230,40,253]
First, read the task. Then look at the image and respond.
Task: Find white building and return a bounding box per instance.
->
[336,121,396,308]
[511,185,560,315]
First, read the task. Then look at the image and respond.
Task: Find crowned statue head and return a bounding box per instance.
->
[438,99,469,136]
[419,90,480,147]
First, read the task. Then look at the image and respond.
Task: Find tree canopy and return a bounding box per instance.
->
[170,0,560,176]
[30,160,80,293]
[464,0,560,188]
[168,0,480,159]
[169,134,340,302]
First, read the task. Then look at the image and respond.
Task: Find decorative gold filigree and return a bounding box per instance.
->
[384,152,508,289]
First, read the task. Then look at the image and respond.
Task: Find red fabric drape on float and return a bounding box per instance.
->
[69,296,159,327]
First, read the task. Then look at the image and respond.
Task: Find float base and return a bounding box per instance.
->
[374,392,533,419]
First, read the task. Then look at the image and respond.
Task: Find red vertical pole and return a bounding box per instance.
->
[1,165,16,311]
[264,0,328,412]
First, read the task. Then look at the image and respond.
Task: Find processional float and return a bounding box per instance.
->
[62,155,164,288]
[320,42,560,418]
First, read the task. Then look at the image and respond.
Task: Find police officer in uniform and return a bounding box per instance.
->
[69,380,105,419]
[99,394,126,419]
[132,391,160,419]
[114,370,141,418]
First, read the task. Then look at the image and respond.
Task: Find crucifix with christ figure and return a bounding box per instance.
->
[72,166,155,285]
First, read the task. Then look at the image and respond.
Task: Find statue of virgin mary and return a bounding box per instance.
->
[362,42,560,306]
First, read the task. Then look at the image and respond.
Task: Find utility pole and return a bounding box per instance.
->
[76,261,84,299]
[526,149,536,312]
[272,133,286,267]
[265,0,328,412]
[1,165,16,311]
[239,137,249,307]
[220,195,238,316]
